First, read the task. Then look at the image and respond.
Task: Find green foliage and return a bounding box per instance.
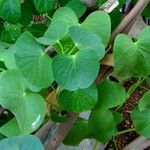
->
[38,20,67,46]
[81,11,111,47]
[63,118,88,146]
[0,70,46,136]
[52,48,99,91]
[96,79,126,109]
[64,79,125,145]
[33,0,56,13]
[114,26,150,77]
[0,1,150,148]
[0,0,21,23]
[12,32,54,92]
[58,84,98,112]
[0,135,44,150]
[70,26,105,59]
[131,91,150,138]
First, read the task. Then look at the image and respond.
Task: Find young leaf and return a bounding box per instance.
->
[96,79,126,109]
[0,135,44,150]
[139,91,150,111]
[52,48,99,91]
[89,109,116,142]
[131,107,150,138]
[37,21,67,46]
[0,70,46,135]
[52,7,78,29]
[0,0,21,23]
[63,118,88,146]
[69,26,105,59]
[58,84,98,112]
[33,0,56,13]
[81,11,111,47]
[12,32,54,92]
[114,26,150,78]
[66,0,86,18]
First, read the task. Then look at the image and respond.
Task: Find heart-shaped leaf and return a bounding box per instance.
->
[131,107,150,137]
[96,79,126,109]
[52,48,99,91]
[37,21,67,46]
[0,0,21,23]
[63,118,88,146]
[89,109,116,142]
[70,26,105,59]
[58,84,98,112]
[114,26,150,78]
[12,32,54,92]
[33,0,56,13]
[0,135,44,150]
[139,91,150,111]
[0,70,46,135]
[81,11,111,47]
[52,7,78,29]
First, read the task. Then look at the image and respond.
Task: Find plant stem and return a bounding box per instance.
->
[127,77,144,98]
[113,137,118,150]
[44,14,52,21]
[93,140,99,150]
[57,41,64,54]
[68,45,76,55]
[116,128,135,136]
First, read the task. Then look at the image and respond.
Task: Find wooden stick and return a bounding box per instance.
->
[45,113,79,150]
[110,0,150,43]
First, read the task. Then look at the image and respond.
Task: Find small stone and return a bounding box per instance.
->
[125,120,130,125]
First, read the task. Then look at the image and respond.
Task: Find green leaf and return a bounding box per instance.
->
[52,48,99,91]
[81,11,111,47]
[139,91,150,111]
[4,23,21,42]
[112,111,123,126]
[66,0,86,18]
[58,84,98,112]
[114,26,150,77]
[0,118,20,137]
[0,49,16,70]
[0,135,44,150]
[96,79,126,109]
[63,118,88,146]
[0,0,21,23]
[0,70,46,135]
[70,26,105,59]
[37,21,67,46]
[89,109,116,142]
[52,7,78,29]
[33,0,56,13]
[131,107,150,137]
[12,32,54,92]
